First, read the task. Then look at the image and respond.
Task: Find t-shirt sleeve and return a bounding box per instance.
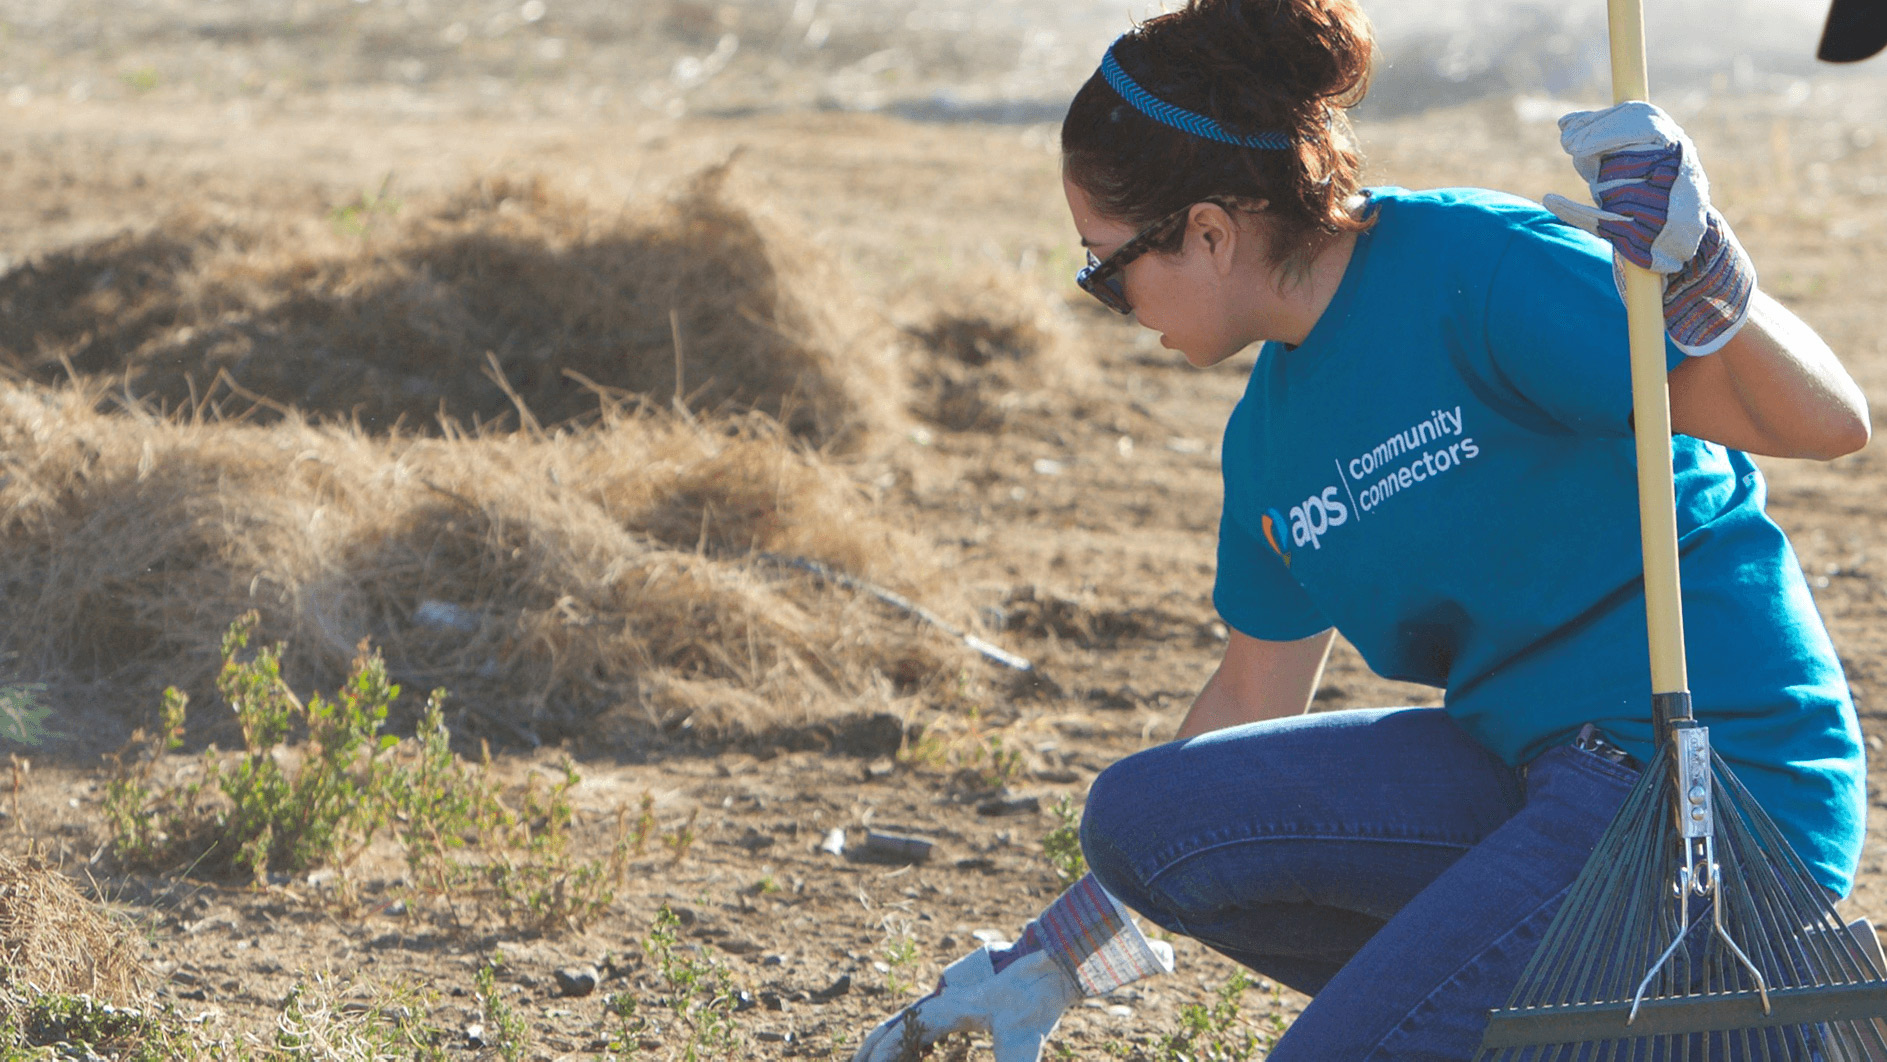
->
[1212,507,1331,641]
[1478,220,1686,437]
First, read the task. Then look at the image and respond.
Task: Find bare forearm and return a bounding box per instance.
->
[1669,291,1871,459]
[1174,629,1335,741]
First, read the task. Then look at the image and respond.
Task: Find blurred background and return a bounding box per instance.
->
[0,0,1870,126]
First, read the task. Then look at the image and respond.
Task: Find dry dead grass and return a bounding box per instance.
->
[0,163,903,449]
[0,382,976,747]
[0,155,1092,751]
[0,852,145,1005]
[903,274,1077,433]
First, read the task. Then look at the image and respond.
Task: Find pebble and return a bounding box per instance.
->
[976,794,1041,817]
[553,967,599,998]
[810,974,852,1001]
[819,828,847,855]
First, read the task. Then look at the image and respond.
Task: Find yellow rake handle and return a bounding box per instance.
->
[1607,0,1690,697]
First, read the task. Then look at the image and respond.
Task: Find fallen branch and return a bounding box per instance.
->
[754,553,1034,672]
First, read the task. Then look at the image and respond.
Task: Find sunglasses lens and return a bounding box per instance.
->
[1076,254,1134,315]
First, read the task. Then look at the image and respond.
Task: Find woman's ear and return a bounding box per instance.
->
[1191,202,1242,276]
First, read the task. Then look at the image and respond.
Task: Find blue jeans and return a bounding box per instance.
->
[1080,707,1640,1061]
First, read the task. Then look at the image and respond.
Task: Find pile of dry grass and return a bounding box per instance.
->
[0,165,901,449]
[0,383,976,747]
[0,853,145,1004]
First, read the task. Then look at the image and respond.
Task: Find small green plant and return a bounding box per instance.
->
[604,990,650,1058]
[661,809,699,864]
[630,791,657,855]
[898,709,1026,792]
[274,973,446,1060]
[882,929,920,997]
[0,990,208,1061]
[1136,971,1268,1062]
[102,614,625,930]
[474,951,530,1062]
[0,681,54,749]
[329,173,400,236]
[640,904,742,1060]
[103,613,400,879]
[1042,793,1087,887]
[972,733,1024,790]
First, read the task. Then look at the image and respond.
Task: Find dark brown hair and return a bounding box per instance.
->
[1061,0,1376,276]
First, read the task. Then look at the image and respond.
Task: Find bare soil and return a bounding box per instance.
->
[4,6,1887,1057]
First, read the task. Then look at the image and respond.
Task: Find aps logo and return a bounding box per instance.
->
[1261,488,1349,565]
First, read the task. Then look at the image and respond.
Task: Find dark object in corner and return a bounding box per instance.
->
[1819,0,1887,62]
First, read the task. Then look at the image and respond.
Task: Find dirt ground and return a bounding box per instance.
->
[5,3,1887,1058]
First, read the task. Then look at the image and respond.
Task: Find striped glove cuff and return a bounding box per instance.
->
[997,874,1176,996]
[1662,209,1755,357]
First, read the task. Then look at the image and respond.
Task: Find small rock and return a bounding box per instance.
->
[464,1022,486,1048]
[864,758,896,780]
[553,967,599,998]
[819,828,847,855]
[810,974,852,1002]
[1869,735,1883,752]
[757,1030,791,1043]
[976,794,1041,817]
[762,992,789,1012]
[762,954,787,967]
[1108,1005,1134,1018]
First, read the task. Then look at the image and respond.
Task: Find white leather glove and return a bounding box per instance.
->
[1541,101,1756,356]
[852,875,1174,1062]
[851,944,1082,1062]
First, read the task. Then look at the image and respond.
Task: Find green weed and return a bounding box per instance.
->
[272,973,446,1060]
[0,681,54,749]
[881,929,920,997]
[1112,971,1274,1062]
[638,904,742,1060]
[896,709,1024,792]
[102,614,625,931]
[103,613,399,880]
[329,174,400,236]
[630,791,657,855]
[1042,793,1086,887]
[474,951,530,1062]
[603,990,649,1058]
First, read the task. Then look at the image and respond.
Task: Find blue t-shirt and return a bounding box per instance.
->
[1214,187,1865,895]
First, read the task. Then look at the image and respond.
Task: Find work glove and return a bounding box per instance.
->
[852,874,1175,1062]
[1542,101,1757,357]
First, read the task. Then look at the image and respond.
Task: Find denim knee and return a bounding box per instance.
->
[1079,750,1172,924]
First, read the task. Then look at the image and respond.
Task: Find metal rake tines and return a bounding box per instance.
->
[1478,745,1887,1060]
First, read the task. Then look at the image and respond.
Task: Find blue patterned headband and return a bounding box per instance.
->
[1099,42,1291,150]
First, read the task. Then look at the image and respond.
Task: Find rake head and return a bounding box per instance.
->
[1479,725,1887,1060]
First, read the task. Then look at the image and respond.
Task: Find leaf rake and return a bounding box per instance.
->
[1477,0,1887,1057]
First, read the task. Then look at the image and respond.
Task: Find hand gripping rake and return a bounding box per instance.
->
[1475,1,1887,1058]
